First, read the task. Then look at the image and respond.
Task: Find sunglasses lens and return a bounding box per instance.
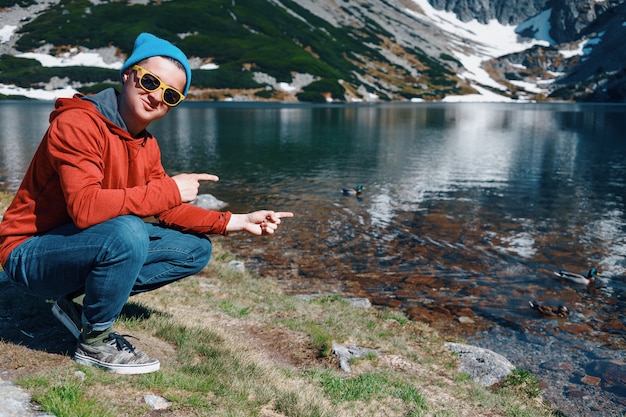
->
[163,88,182,106]
[140,73,160,91]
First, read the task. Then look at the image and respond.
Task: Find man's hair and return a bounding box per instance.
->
[162,56,186,73]
[137,56,185,73]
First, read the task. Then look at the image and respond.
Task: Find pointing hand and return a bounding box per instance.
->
[172,173,219,203]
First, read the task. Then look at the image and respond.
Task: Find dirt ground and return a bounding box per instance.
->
[0,279,83,381]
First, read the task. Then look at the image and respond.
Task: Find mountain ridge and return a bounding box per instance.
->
[0,0,624,103]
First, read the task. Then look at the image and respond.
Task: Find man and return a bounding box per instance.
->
[0,33,293,374]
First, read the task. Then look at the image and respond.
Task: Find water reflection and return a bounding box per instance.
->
[1,101,625,415]
[163,102,626,417]
[0,101,52,189]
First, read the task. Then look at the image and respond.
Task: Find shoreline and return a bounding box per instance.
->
[1,190,622,417]
[0,237,555,416]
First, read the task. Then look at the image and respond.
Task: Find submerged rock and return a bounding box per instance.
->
[586,360,626,396]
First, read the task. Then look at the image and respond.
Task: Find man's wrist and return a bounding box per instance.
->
[226,213,246,232]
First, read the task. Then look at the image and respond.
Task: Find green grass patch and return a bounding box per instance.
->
[310,370,428,415]
[498,368,543,399]
[4,241,560,417]
[19,372,116,417]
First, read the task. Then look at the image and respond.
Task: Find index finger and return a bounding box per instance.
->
[275,212,294,219]
[196,173,219,182]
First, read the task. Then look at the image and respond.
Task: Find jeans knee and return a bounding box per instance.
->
[191,237,212,272]
[175,235,212,276]
[104,216,149,261]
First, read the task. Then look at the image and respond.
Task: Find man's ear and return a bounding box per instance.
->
[121,69,131,83]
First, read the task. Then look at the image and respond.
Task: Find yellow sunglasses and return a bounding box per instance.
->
[131,65,185,107]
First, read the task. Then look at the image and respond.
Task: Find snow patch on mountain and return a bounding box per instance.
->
[16,49,122,69]
[407,0,552,101]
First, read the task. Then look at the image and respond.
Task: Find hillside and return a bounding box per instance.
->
[0,0,625,102]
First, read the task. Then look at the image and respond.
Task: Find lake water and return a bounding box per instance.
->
[1,100,625,416]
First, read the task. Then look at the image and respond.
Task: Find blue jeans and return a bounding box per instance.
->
[4,216,212,332]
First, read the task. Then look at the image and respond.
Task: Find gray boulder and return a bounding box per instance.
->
[191,194,228,210]
[445,342,515,386]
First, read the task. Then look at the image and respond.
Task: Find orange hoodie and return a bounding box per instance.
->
[0,95,231,266]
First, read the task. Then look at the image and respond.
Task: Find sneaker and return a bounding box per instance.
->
[74,332,160,374]
[51,296,82,339]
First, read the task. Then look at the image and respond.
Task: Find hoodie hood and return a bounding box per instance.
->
[82,88,127,130]
[51,89,151,142]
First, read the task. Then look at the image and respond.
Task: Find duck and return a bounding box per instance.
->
[528,301,569,318]
[342,184,364,196]
[553,268,599,286]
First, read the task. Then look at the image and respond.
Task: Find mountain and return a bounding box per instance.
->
[0,0,625,103]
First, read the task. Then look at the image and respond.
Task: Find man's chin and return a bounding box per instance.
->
[137,106,167,124]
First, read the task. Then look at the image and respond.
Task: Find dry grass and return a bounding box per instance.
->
[0,235,557,417]
[0,191,13,214]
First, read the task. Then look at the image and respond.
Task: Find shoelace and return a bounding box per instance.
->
[105,332,139,355]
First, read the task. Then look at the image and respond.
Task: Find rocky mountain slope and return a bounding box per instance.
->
[0,0,624,102]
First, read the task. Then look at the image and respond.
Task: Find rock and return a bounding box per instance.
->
[331,342,380,372]
[458,316,474,324]
[0,376,55,417]
[228,260,245,272]
[144,394,171,410]
[560,322,595,336]
[581,375,601,386]
[600,319,626,334]
[191,194,228,210]
[293,293,371,308]
[345,297,371,308]
[73,371,86,382]
[445,342,515,386]
[428,0,546,25]
[427,0,604,45]
[568,389,586,399]
[541,360,574,372]
[586,360,626,394]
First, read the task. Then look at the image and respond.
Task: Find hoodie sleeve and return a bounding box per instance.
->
[155,204,232,235]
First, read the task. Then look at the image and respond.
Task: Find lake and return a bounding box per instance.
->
[1,100,625,416]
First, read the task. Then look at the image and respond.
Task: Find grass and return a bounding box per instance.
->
[0,190,557,416]
[311,369,428,408]
[0,234,562,417]
[31,380,111,417]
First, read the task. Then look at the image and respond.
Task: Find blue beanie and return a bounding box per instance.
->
[120,33,192,96]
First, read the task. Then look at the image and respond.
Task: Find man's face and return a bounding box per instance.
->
[121,56,187,127]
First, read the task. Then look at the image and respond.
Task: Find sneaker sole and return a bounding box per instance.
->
[51,301,81,339]
[74,352,160,374]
